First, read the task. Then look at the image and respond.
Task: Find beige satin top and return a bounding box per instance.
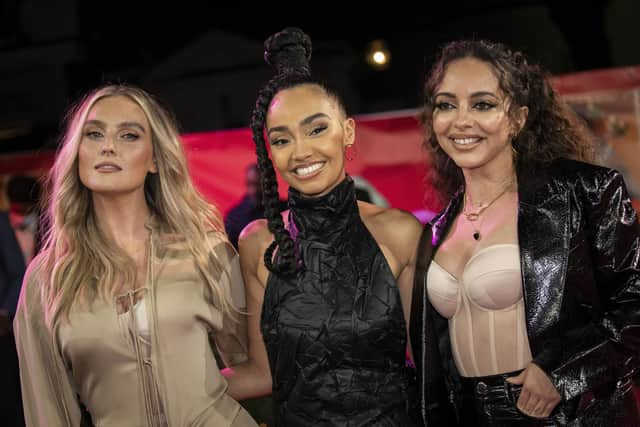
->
[427,244,533,377]
[14,229,258,427]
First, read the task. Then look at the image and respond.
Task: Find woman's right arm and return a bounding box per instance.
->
[13,258,82,426]
[222,220,273,400]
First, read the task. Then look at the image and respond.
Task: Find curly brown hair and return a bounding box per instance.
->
[422,40,594,201]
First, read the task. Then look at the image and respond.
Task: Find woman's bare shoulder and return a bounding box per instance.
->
[359,201,423,255]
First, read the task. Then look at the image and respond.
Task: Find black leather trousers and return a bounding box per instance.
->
[459,370,558,427]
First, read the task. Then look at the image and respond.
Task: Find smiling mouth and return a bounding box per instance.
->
[292,161,325,178]
[450,137,482,145]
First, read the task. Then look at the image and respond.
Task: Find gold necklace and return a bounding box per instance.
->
[463,183,513,241]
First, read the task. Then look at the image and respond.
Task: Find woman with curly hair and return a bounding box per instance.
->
[14,85,257,426]
[223,28,420,426]
[410,39,640,426]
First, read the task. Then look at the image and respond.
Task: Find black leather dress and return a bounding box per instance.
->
[261,177,416,426]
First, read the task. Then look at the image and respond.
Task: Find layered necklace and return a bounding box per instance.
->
[462,180,514,241]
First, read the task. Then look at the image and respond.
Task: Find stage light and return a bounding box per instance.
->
[365,39,390,70]
[372,51,387,65]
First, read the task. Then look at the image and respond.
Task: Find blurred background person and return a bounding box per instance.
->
[224,164,265,249]
[1,176,26,426]
[7,175,43,263]
[225,163,286,250]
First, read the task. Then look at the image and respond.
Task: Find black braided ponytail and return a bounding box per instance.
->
[250,27,314,276]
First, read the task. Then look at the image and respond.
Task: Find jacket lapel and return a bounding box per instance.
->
[410,193,463,425]
[518,176,570,339]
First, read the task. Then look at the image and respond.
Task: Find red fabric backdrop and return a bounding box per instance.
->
[181,112,432,216]
[0,112,432,216]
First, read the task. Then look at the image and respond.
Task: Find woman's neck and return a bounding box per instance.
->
[91,191,151,251]
[462,157,517,208]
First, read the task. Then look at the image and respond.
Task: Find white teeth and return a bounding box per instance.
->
[452,137,480,145]
[295,162,324,176]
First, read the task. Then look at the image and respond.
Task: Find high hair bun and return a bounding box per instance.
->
[263,27,312,76]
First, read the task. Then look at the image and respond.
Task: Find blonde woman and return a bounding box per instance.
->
[14,85,257,427]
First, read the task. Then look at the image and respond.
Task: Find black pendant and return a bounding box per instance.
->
[473,231,480,241]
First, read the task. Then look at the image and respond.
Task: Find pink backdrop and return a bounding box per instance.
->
[181,113,432,216]
[0,113,432,216]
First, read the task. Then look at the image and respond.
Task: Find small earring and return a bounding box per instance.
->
[345,145,355,161]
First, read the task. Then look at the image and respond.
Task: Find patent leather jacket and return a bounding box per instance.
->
[410,159,640,426]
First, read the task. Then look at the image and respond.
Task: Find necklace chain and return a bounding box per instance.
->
[463,181,514,241]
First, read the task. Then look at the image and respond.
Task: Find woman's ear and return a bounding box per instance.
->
[149,157,158,174]
[343,118,356,148]
[515,105,529,134]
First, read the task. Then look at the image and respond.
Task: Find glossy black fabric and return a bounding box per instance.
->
[261,177,416,426]
[410,159,640,426]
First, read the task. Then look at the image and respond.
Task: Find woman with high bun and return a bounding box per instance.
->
[223,28,420,426]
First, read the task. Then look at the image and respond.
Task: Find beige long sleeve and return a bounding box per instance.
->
[14,259,82,427]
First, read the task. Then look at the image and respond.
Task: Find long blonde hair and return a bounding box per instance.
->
[39,84,235,325]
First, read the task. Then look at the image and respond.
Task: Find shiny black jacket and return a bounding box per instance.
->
[410,159,640,426]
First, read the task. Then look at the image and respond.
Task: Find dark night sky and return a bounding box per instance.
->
[0,0,638,156]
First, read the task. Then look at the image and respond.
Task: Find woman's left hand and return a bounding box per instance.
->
[506,363,561,418]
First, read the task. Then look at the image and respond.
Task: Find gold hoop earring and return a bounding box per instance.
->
[511,140,519,160]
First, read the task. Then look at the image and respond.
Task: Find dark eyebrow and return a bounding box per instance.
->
[300,113,329,126]
[119,121,146,133]
[84,119,146,133]
[433,91,500,100]
[470,91,500,99]
[267,113,330,137]
[84,119,105,128]
[433,92,456,99]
